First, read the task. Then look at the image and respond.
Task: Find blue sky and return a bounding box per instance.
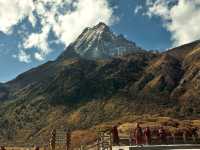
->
[0,0,200,82]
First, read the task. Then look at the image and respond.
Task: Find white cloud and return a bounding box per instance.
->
[0,0,35,33]
[34,52,44,61]
[134,5,143,14]
[52,0,115,46]
[23,25,51,61]
[0,0,115,61]
[144,0,200,46]
[28,13,37,27]
[13,50,31,63]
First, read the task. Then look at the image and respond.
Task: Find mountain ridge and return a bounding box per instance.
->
[0,23,200,146]
[58,22,143,60]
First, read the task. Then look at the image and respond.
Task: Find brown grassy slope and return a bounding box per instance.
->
[0,41,200,146]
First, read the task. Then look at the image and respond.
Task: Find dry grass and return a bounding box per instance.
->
[71,129,96,148]
[192,120,200,127]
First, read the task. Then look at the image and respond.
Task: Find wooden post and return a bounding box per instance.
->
[172,134,176,144]
[192,135,196,144]
[97,131,100,150]
[66,129,71,150]
[96,129,116,150]
[50,129,56,150]
[129,131,132,146]
[183,132,187,144]
[109,131,112,150]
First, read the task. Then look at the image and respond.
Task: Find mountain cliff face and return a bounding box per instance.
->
[0,23,200,145]
[58,22,143,60]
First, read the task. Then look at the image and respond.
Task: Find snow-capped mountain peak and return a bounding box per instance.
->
[59,22,143,60]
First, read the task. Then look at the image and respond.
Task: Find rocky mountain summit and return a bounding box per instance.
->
[59,22,143,60]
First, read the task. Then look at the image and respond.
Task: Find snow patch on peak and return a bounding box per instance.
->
[59,23,144,60]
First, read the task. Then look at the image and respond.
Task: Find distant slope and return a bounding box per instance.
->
[0,83,8,101]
